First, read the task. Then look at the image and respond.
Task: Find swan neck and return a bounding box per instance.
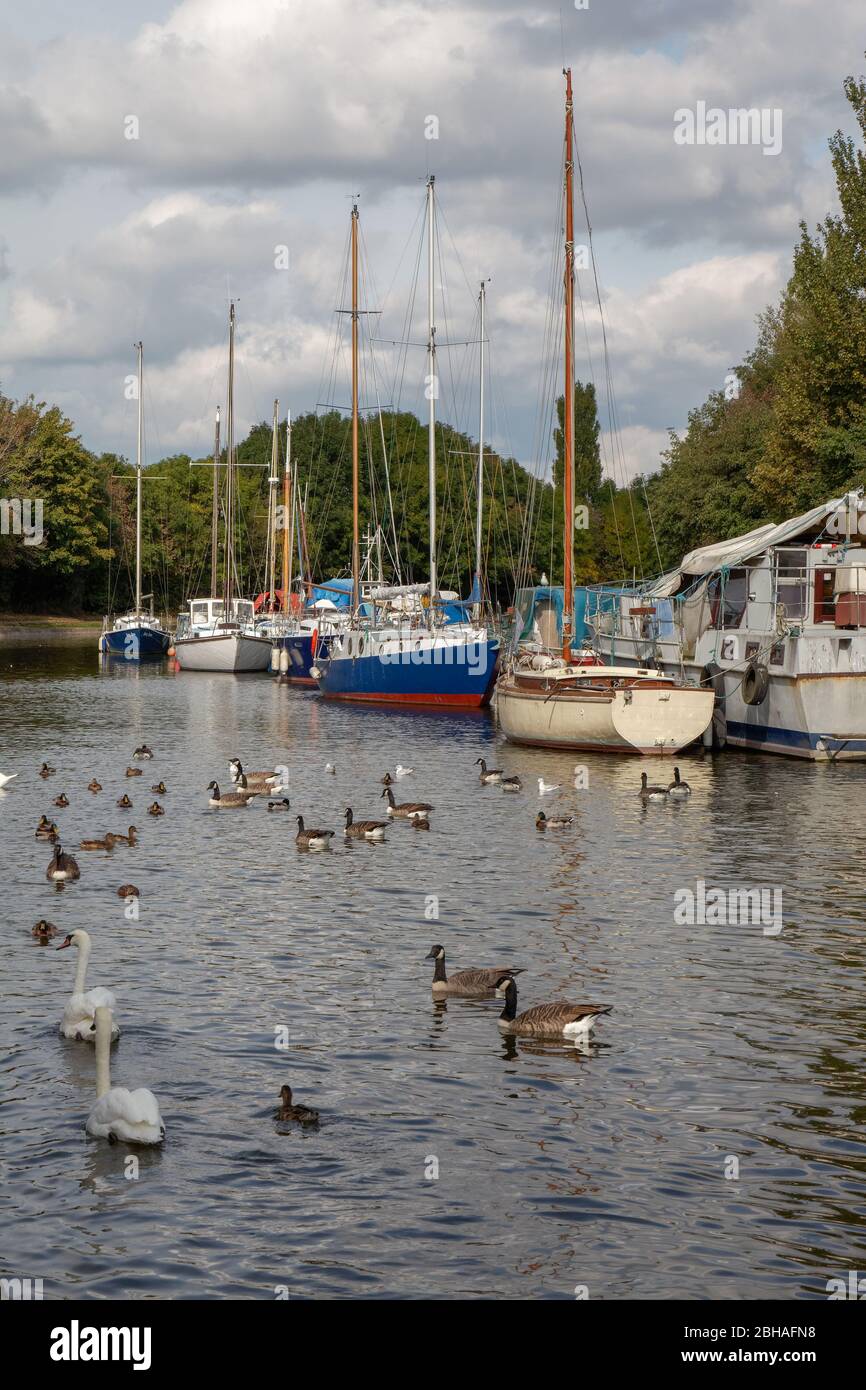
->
[94,1006,111,1096]
[73,935,90,995]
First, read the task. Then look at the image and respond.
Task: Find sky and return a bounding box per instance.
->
[0,0,862,485]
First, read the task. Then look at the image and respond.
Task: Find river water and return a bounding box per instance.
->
[1,631,864,1300]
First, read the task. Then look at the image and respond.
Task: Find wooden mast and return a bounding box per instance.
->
[351,202,360,615]
[282,411,291,612]
[267,398,279,610]
[562,68,575,662]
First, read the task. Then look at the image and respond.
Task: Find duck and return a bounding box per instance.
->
[79,835,114,851]
[132,745,154,760]
[35,815,58,839]
[147,801,165,817]
[395,765,414,778]
[56,930,119,1040]
[86,1006,163,1144]
[501,775,522,792]
[381,787,433,819]
[267,797,292,812]
[344,808,388,841]
[426,945,525,998]
[31,920,58,940]
[668,766,692,798]
[87,779,102,794]
[151,781,167,795]
[116,884,140,899]
[0,771,18,789]
[538,778,560,795]
[411,817,431,830]
[39,763,56,779]
[275,1084,319,1126]
[536,810,573,830]
[46,844,80,881]
[53,793,69,808]
[107,825,138,845]
[207,781,253,808]
[295,816,334,850]
[639,772,669,802]
[494,976,611,1040]
[475,757,503,784]
[325,763,336,775]
[125,767,142,777]
[116,794,133,809]
[381,772,393,786]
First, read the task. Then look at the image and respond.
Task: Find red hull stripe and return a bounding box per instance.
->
[321,690,490,709]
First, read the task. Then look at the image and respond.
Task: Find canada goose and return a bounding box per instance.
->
[116,794,133,808]
[125,767,142,777]
[116,884,139,899]
[536,810,573,829]
[494,976,611,1040]
[87,1006,163,1144]
[381,787,433,819]
[639,772,668,802]
[39,763,56,778]
[207,781,253,808]
[79,836,113,851]
[46,844,80,881]
[0,771,18,789]
[53,793,69,808]
[31,920,58,940]
[229,758,279,787]
[668,767,691,797]
[107,825,138,845]
[275,1084,319,1126]
[501,775,522,792]
[147,801,165,817]
[538,778,560,795]
[87,779,102,794]
[325,763,336,775]
[267,798,292,812]
[132,745,154,760]
[476,757,503,784]
[295,816,334,850]
[395,765,414,778]
[151,781,167,795]
[412,817,431,830]
[426,945,525,997]
[56,930,118,1040]
[344,808,388,840]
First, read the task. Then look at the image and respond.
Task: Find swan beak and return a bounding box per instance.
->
[56,939,71,949]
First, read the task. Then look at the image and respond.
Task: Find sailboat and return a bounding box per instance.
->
[496,70,714,754]
[174,303,272,673]
[99,343,171,660]
[314,190,500,708]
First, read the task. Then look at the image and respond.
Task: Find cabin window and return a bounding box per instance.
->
[774,548,808,621]
[191,603,209,624]
[708,568,748,629]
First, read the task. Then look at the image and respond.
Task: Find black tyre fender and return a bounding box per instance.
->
[701,661,727,749]
[742,661,770,706]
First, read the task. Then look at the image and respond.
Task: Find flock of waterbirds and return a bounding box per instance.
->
[2,741,698,1147]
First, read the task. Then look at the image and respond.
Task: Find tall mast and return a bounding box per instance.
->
[473,280,487,622]
[267,398,279,611]
[562,68,575,662]
[210,406,220,596]
[427,175,438,623]
[224,302,236,614]
[135,341,143,616]
[351,203,360,615]
[282,411,292,611]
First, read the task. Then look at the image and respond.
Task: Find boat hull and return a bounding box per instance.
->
[710,668,866,760]
[317,635,500,708]
[271,631,320,685]
[100,625,170,659]
[497,677,714,754]
[174,633,272,672]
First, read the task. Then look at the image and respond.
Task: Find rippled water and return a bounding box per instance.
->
[1,630,865,1300]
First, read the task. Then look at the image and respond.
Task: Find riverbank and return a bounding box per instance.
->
[0,613,102,631]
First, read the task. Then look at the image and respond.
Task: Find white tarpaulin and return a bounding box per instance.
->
[674,496,848,577]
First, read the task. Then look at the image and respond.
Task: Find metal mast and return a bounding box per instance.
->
[427,175,437,623]
[134,341,143,616]
[474,280,488,622]
[351,203,360,616]
[562,69,575,662]
[210,406,220,596]
[282,411,292,611]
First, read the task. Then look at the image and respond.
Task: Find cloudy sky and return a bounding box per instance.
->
[0,0,861,484]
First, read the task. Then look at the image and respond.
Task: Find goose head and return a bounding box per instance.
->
[425,945,445,962]
[494,975,515,998]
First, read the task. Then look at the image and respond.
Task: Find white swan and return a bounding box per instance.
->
[0,772,18,789]
[86,1006,164,1145]
[57,930,120,1041]
[538,778,560,794]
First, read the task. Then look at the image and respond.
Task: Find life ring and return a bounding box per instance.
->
[742,660,770,706]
